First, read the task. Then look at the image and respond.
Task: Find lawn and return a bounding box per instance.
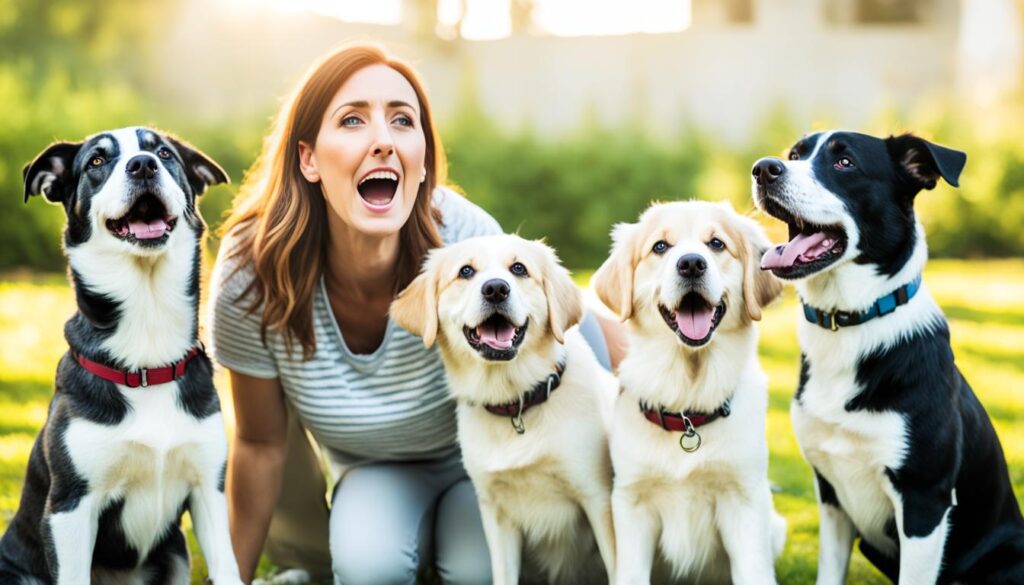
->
[1,260,1022,583]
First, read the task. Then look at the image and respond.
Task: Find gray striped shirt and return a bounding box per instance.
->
[208,188,502,463]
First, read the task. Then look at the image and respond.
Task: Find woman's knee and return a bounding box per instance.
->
[331,542,419,585]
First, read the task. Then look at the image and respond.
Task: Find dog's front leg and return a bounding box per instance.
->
[478,500,521,585]
[46,492,99,585]
[611,486,657,585]
[189,467,243,585]
[581,493,617,580]
[891,487,953,585]
[717,490,778,585]
[814,472,855,585]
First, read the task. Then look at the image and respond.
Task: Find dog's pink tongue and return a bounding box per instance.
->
[477,322,515,349]
[675,306,714,341]
[761,232,828,269]
[128,219,170,239]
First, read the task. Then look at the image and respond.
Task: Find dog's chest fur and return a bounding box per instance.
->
[64,381,226,557]
[792,289,943,554]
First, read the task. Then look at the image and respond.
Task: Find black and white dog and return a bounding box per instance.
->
[0,128,242,584]
[752,131,1024,584]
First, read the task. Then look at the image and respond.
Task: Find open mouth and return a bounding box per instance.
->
[659,293,726,347]
[105,193,177,246]
[463,314,528,361]
[357,170,399,210]
[759,200,847,280]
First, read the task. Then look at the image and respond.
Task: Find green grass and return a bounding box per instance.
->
[1,260,1023,583]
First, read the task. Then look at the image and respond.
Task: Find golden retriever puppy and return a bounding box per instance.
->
[592,201,785,585]
[391,234,617,585]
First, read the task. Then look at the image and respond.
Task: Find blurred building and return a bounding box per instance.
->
[166,0,1020,142]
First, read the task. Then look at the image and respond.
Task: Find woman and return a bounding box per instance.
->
[210,43,622,584]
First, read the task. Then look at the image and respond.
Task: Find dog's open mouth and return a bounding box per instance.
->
[659,293,726,347]
[358,171,399,208]
[105,193,177,246]
[463,314,528,361]
[759,200,847,280]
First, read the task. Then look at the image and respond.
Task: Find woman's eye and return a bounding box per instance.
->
[341,115,362,127]
[652,240,670,255]
[458,265,475,279]
[835,156,855,169]
[393,114,414,127]
[89,156,105,167]
[708,237,726,251]
[157,148,172,159]
[510,262,528,277]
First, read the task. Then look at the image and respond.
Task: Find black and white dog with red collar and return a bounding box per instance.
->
[0,128,243,584]
[753,130,1024,584]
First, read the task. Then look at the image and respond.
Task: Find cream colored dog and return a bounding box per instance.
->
[391,234,617,584]
[593,201,785,585]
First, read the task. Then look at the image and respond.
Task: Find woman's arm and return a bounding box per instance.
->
[226,370,289,583]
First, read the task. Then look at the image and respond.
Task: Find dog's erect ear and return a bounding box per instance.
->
[536,242,583,344]
[391,259,439,348]
[165,136,230,196]
[886,134,966,193]
[592,222,637,321]
[724,210,783,321]
[23,141,83,204]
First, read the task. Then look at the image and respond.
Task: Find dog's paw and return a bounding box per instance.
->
[253,569,310,585]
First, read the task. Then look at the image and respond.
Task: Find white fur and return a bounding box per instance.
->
[602,203,785,584]
[392,235,618,584]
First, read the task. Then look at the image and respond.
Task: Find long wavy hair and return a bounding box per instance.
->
[220,44,445,360]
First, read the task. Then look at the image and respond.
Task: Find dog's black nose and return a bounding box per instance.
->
[126,155,159,180]
[677,254,707,279]
[481,279,510,304]
[752,157,785,186]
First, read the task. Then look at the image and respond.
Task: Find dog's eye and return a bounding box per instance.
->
[89,156,105,168]
[788,150,800,161]
[458,265,475,279]
[157,147,172,160]
[510,262,528,277]
[708,237,726,251]
[652,240,670,255]
[835,156,855,170]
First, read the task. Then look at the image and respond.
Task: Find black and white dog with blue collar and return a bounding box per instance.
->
[752,130,1024,584]
[0,128,243,584]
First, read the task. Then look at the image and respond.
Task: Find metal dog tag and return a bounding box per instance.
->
[679,429,701,452]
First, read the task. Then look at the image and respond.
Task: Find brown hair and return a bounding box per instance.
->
[220,43,445,359]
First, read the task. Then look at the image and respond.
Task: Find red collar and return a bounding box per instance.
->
[484,360,566,434]
[639,399,732,452]
[73,346,203,388]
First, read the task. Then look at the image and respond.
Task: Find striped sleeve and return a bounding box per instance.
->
[208,239,280,379]
[434,187,503,243]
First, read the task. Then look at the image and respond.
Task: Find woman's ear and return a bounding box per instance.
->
[592,222,638,321]
[536,242,582,344]
[297,140,320,183]
[391,261,439,348]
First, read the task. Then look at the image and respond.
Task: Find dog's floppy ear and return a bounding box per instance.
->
[535,241,582,344]
[886,134,966,193]
[165,136,230,196]
[592,222,638,321]
[23,141,83,204]
[724,209,783,321]
[391,255,440,348]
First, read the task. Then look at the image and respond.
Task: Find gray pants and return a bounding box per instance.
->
[265,311,610,584]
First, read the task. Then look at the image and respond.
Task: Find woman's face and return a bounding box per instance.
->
[299,64,427,239]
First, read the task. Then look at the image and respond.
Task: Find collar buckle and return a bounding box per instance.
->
[140,368,149,388]
[829,312,839,331]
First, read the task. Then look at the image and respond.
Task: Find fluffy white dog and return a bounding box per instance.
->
[391,234,618,584]
[593,201,785,585]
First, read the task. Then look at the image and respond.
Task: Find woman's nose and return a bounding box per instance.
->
[370,119,395,158]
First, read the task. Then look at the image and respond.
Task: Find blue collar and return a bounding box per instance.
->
[802,275,923,331]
